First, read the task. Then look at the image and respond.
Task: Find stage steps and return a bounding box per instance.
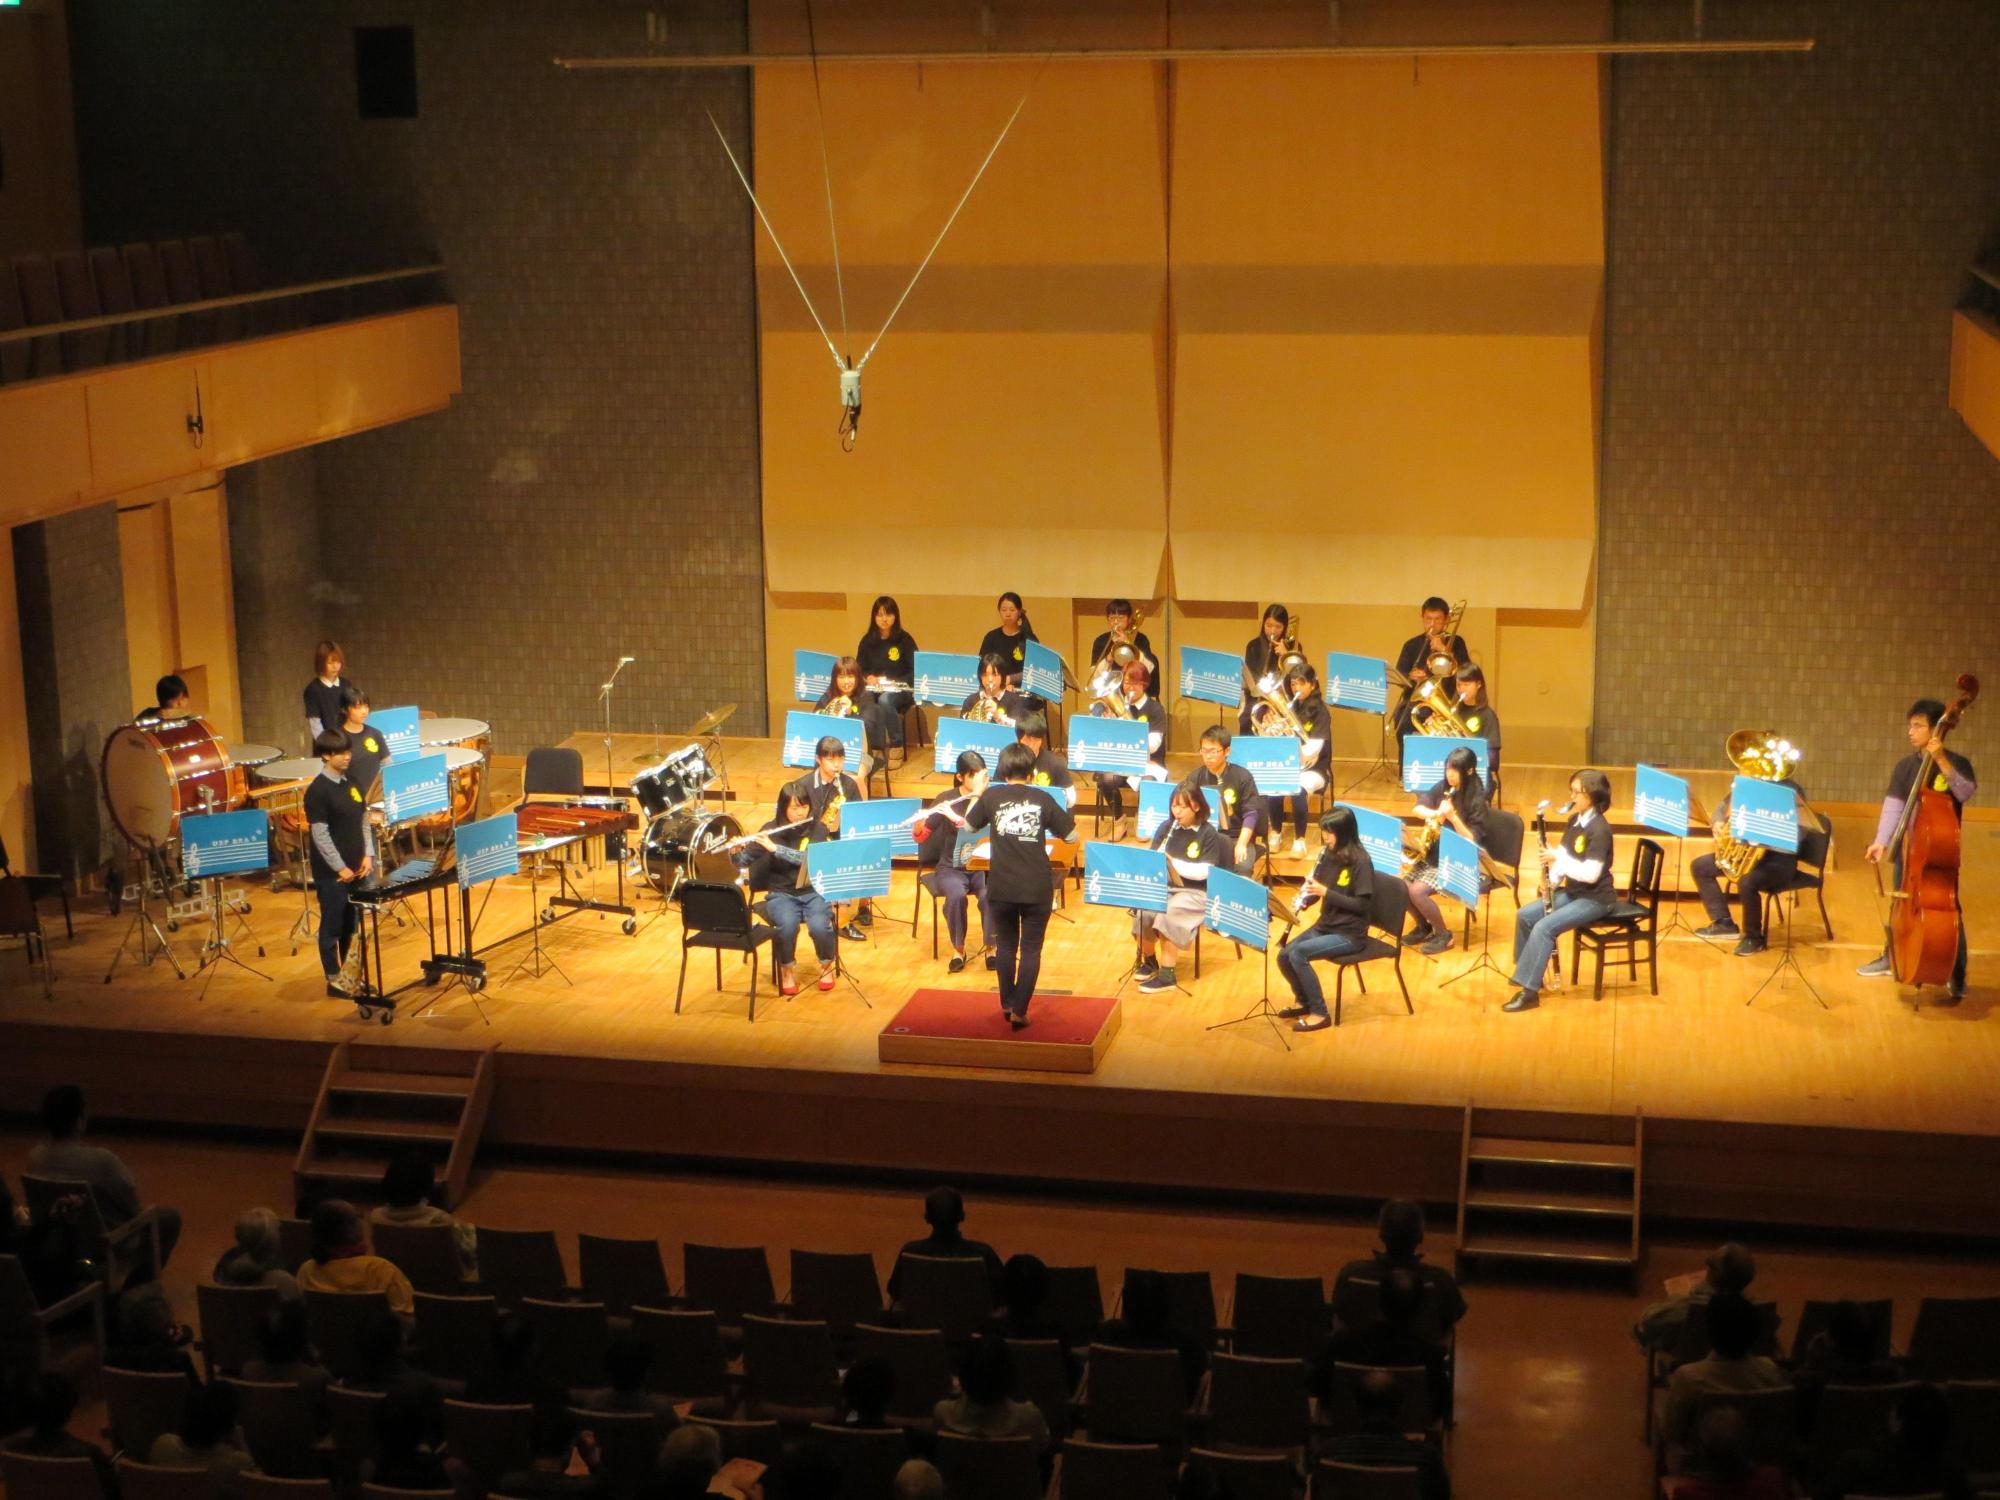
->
[1454,1105,1642,1280]
[293,1041,496,1209]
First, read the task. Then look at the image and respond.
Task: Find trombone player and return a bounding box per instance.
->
[1394,596,1470,745]
[1692,732,1810,957]
[1088,599,1158,698]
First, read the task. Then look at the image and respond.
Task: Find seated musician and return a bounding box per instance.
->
[857,595,918,746]
[336,686,389,802]
[1277,807,1374,1033]
[140,674,191,723]
[1135,785,1234,996]
[1393,597,1469,746]
[915,752,995,975]
[977,592,1038,692]
[1453,664,1503,803]
[1091,660,1170,839]
[1401,746,1492,957]
[304,639,347,741]
[1503,770,1617,1013]
[783,736,870,941]
[1239,605,1292,735]
[734,786,839,996]
[961,655,1025,726]
[1013,713,1076,809]
[1184,726,1264,876]
[1088,598,1159,698]
[815,657,894,783]
[1263,666,1332,859]
[1693,767,1812,959]
[304,729,374,998]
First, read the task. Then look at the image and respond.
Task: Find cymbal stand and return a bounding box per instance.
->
[599,656,633,803]
[105,843,187,983]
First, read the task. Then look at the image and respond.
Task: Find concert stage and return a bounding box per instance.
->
[3,740,1998,1244]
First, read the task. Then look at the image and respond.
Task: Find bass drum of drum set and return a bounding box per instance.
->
[629,744,739,897]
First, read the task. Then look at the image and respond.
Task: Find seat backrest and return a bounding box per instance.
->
[1083,1343,1187,1445]
[20,1175,111,1241]
[155,241,201,305]
[276,1218,313,1273]
[1206,1352,1310,1451]
[683,1417,781,1467]
[563,1407,658,1491]
[475,1226,568,1306]
[787,1248,884,1336]
[121,244,170,311]
[411,1292,498,1384]
[678,881,751,936]
[1332,1274,1449,1347]
[1693,1386,1796,1466]
[629,1306,728,1401]
[1043,1265,1106,1349]
[1944,1378,2000,1472]
[578,1233,671,1318]
[113,1463,212,1500]
[1320,1362,1432,1435]
[898,1252,994,1342]
[681,1242,774,1327]
[51,252,101,321]
[520,1297,611,1390]
[187,236,233,299]
[1056,1437,1172,1500]
[0,1253,55,1337]
[1004,1337,1074,1440]
[101,1366,192,1457]
[1795,812,1833,874]
[14,256,63,324]
[0,874,42,938]
[87,248,135,318]
[1806,1381,1919,1469]
[1630,837,1666,915]
[225,1377,322,1478]
[1229,1273,1326,1360]
[1187,1447,1293,1500]
[1366,874,1409,938]
[855,1324,954,1419]
[1121,1267,1216,1349]
[238,1475,337,1500]
[1,1451,108,1500]
[360,1486,457,1500]
[1484,808,1525,872]
[302,1287,392,1379]
[522,747,584,797]
[368,1221,465,1296]
[934,1431,1042,1500]
[323,1385,385,1483]
[195,1281,281,1375]
[1906,1295,2000,1381]
[806,1423,909,1500]
[441,1400,534,1485]
[220,233,260,293]
[1789,1298,1893,1363]
[740,1313,838,1408]
[1311,1459,1425,1500]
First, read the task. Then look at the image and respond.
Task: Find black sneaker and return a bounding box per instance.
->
[1293,1014,1330,1032]
[855,906,874,927]
[1400,925,1435,949]
[840,922,866,942]
[1137,968,1178,994]
[948,955,967,974]
[985,954,999,971]
[1732,936,1768,957]
[1277,1004,1308,1019]
[1501,989,1541,1013]
[1697,920,1741,939]
[1135,958,1160,980]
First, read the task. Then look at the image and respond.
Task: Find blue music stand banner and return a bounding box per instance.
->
[793,650,837,702]
[1635,764,1691,839]
[1337,802,1407,878]
[1203,866,1270,952]
[1178,645,1244,708]
[1325,652,1389,714]
[932,714,1016,776]
[1067,715,1150,776]
[380,752,451,825]
[458,813,520,889]
[839,796,921,857]
[1401,735,1487,792]
[783,710,866,770]
[181,809,270,878]
[1436,826,1482,907]
[1082,843,1169,914]
[1730,775,1798,853]
[1022,640,1064,702]
[374,705,420,758]
[1230,736,1303,796]
[913,651,980,706]
[807,837,892,902]
[1136,781,1221,842]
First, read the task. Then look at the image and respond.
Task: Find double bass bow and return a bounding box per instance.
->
[1883,673,1978,987]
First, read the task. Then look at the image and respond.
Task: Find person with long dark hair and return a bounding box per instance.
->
[977,592,1037,693]
[1401,745,1492,956]
[1240,604,1292,735]
[734,785,840,995]
[816,655,894,783]
[1277,807,1375,1032]
[857,595,918,745]
[965,742,1076,1029]
[1503,768,1616,1012]
[961,654,1025,726]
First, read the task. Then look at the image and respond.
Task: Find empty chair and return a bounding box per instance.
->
[323,1385,385,1487]
[49,252,110,368]
[155,242,201,305]
[519,1298,611,1392]
[577,1235,670,1318]
[855,1324,954,1431]
[1944,1379,2000,1481]
[684,1417,781,1467]
[680,1243,775,1336]
[1790,1297,1894,1364]
[411,1292,498,1385]
[1054,1437,1171,1500]
[1120,1269,1217,1351]
[195,1282,281,1378]
[1006,1338,1076,1442]
[14,255,63,326]
[120,244,169,309]
[475,1227,570,1308]
[224,1379,323,1478]
[238,1477,337,1500]
[1043,1266,1107,1350]
[1311,1460,1424,1500]
[806,1423,909,1500]
[0,1453,108,1500]
[86,247,135,315]
[22,1173,166,1291]
[1081,1345,1189,1447]
[303,1288,391,1381]
[739,1314,840,1424]
[441,1400,533,1489]
[220,233,260,294]
[112,1464,211,1500]
[1228,1273,1327,1361]
[788,1249,885,1342]
[186,237,233,299]
[1,1252,105,1371]
[1187,1448,1294,1500]
[565,1408,658,1496]
[1907,1296,2000,1381]
[369,1223,465,1297]
[628,1307,730,1415]
[102,1368,192,1460]
[933,1431,1042,1500]
[1200,1353,1310,1454]
[899,1253,995,1344]
[1804,1381,1920,1475]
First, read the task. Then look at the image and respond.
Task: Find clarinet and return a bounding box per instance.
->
[1532,799,1553,900]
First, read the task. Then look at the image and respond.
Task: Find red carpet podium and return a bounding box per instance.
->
[878,989,1121,1074]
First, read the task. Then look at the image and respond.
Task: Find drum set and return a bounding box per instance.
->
[629,743,739,899]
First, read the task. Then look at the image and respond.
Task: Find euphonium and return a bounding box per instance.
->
[1711,729,1802,879]
[1247,670,1306,739]
[1411,678,1477,738]
[825,694,855,718]
[1424,600,1467,681]
[967,692,1009,725]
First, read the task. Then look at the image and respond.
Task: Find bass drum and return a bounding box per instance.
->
[101,717,246,849]
[642,810,742,896]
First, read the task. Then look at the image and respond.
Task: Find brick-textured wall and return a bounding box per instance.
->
[227,453,325,755]
[1599,0,2000,800]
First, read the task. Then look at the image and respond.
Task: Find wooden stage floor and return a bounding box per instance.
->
[4,739,1998,1238]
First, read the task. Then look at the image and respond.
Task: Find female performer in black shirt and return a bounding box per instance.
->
[733,787,839,995]
[304,639,347,742]
[961,656,1025,726]
[1400,746,1491,956]
[1091,660,1171,836]
[1454,664,1503,802]
[1135,786,1235,996]
[1503,769,1617,1013]
[1277,806,1375,1032]
[915,752,994,974]
[815,657,896,784]
[965,742,1077,1028]
[1263,666,1333,857]
[1086,599,1159,698]
[856,596,918,746]
[335,685,389,803]
[977,593,1038,694]
[1239,604,1292,735]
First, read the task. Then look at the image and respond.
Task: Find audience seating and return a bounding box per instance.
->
[1803,1380,1919,1475]
[440,1399,533,1489]
[1080,1345,1190,1447]
[1226,1272,1328,1360]
[628,1306,731,1414]
[1120,1267,1218,1350]
[101,1367,192,1459]
[1,1251,104,1371]
[739,1313,841,1424]
[1199,1351,1311,1454]
[1789,1296,1892,1363]
[226,1377,325,1478]
[0,1452,106,1500]
[1053,1436,1171,1499]
[474,1226,572,1308]
[566,1406,659,1495]
[1006,1337,1077,1441]
[855,1323,954,1430]
[238,1477,337,1500]
[276,1219,314,1274]
[367,1222,464,1297]
[685,1416,782,1467]
[519,1296,611,1391]
[1186,1447,1294,1500]
[112,1463,211,1500]
[360,1487,455,1500]
[787,1248,886,1342]
[680,1242,777,1336]
[194,1282,281,1378]
[1907,1295,2000,1381]
[22,1173,166,1292]
[1318,1363,1436,1440]
[1042,1266,1107,1350]
[410,1292,498,1385]
[302,1288,390,1381]
[1946,1378,2000,1482]
[322,1385,384,1486]
[806,1422,911,1500]
[898,1251,995,1343]
[935,1430,1043,1500]
[1311,1459,1425,1500]
[577,1233,671,1318]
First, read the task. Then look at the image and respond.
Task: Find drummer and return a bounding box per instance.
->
[338,686,389,800]
[140,674,190,723]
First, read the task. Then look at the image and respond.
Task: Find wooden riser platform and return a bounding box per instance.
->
[877,990,1121,1073]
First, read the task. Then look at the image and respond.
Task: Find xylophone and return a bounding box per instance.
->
[513,799,640,933]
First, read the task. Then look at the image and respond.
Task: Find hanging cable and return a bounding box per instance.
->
[803,0,852,367]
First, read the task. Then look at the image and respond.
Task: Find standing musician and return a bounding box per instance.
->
[1263,665,1332,858]
[304,639,347,741]
[1087,599,1159,698]
[977,592,1038,693]
[1239,605,1293,735]
[1013,713,1077,808]
[1453,664,1503,803]
[961,655,1025,726]
[1691,763,1811,958]
[304,729,374,998]
[734,786,839,996]
[815,657,895,784]
[780,735,870,942]
[1184,726,1264,875]
[965,741,1078,1030]
[1091,659,1170,838]
[1858,697,1976,1002]
[1502,769,1616,1013]
[336,686,389,802]
[1276,806,1374,1034]
[856,595,918,746]
[1134,785,1234,996]
[914,752,995,975]
[140,674,191,723]
[1393,597,1469,744]
[1401,745,1493,957]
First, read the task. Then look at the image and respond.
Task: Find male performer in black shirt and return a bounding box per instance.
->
[304,729,374,996]
[1502,770,1616,1013]
[1086,598,1159,698]
[782,735,870,941]
[1393,596,1470,743]
[1183,726,1263,875]
[1858,697,1977,1002]
[1013,713,1077,808]
[336,686,389,802]
[1691,774,1811,957]
[965,742,1077,1028]
[139,674,191,722]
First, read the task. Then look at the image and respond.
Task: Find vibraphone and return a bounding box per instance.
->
[515,800,640,932]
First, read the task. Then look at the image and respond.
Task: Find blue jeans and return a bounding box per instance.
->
[1511,891,1614,991]
[766,888,836,967]
[1277,928,1364,1018]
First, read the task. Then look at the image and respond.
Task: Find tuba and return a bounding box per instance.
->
[1425,600,1467,681]
[1410,678,1477,738]
[1711,729,1802,879]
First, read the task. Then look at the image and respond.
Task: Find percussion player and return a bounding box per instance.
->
[140,674,191,723]
[305,729,374,997]
[337,686,389,801]
[304,639,347,741]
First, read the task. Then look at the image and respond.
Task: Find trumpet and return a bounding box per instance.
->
[1276,611,1308,681]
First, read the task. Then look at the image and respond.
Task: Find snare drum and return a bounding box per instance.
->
[101,716,247,848]
[642,809,742,896]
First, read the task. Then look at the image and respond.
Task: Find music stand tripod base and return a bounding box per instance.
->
[1205,938,1292,1049]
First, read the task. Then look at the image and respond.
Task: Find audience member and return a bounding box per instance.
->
[573,1334,680,1432]
[365,1386,459,1492]
[1795,1300,1905,1431]
[109,1285,199,1380]
[296,1199,415,1318]
[1669,1405,1790,1500]
[839,1355,896,1428]
[466,1317,564,1418]
[149,1379,254,1497]
[1660,1292,1789,1451]
[0,1373,117,1494]
[1636,1242,1761,1355]
[27,1084,182,1278]
[496,1408,603,1500]
[212,1207,301,1300]
[0,1177,83,1305]
[886,1187,1004,1303]
[997,1253,1066,1343]
[761,1445,840,1500]
[656,1424,724,1500]
[1814,1382,1972,1500]
[1334,1199,1466,1335]
[1316,1266,1449,1417]
[1098,1268,1206,1397]
[1318,1368,1450,1500]
[933,1336,1050,1450]
[890,1458,944,1500]
[242,1302,330,1429]
[372,1149,479,1276]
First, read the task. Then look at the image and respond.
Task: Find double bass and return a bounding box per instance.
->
[1886,673,1979,986]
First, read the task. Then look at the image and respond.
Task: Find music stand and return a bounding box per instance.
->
[105,842,187,984]
[1441,852,1517,989]
[506,849,571,986]
[1663,792,1711,943]
[1205,887,1296,1049]
[1746,875,1825,1008]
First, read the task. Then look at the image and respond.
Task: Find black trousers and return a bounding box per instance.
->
[989,897,1052,1017]
[313,872,360,978]
[1691,851,1797,941]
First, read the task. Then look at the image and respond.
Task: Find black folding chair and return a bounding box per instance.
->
[1759,813,1835,942]
[675,881,774,1019]
[1323,878,1414,1026]
[1571,837,1664,998]
[522,748,584,802]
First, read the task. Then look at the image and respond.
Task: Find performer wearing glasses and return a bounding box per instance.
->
[916,752,995,976]
[965,742,1077,1029]
[1393,598,1468,744]
[1184,726,1264,876]
[1502,770,1616,1013]
[1134,785,1234,996]
[856,595,918,746]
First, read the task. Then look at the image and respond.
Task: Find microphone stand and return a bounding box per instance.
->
[599,657,634,805]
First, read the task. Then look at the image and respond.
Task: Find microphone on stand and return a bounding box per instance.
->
[600,656,636,697]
